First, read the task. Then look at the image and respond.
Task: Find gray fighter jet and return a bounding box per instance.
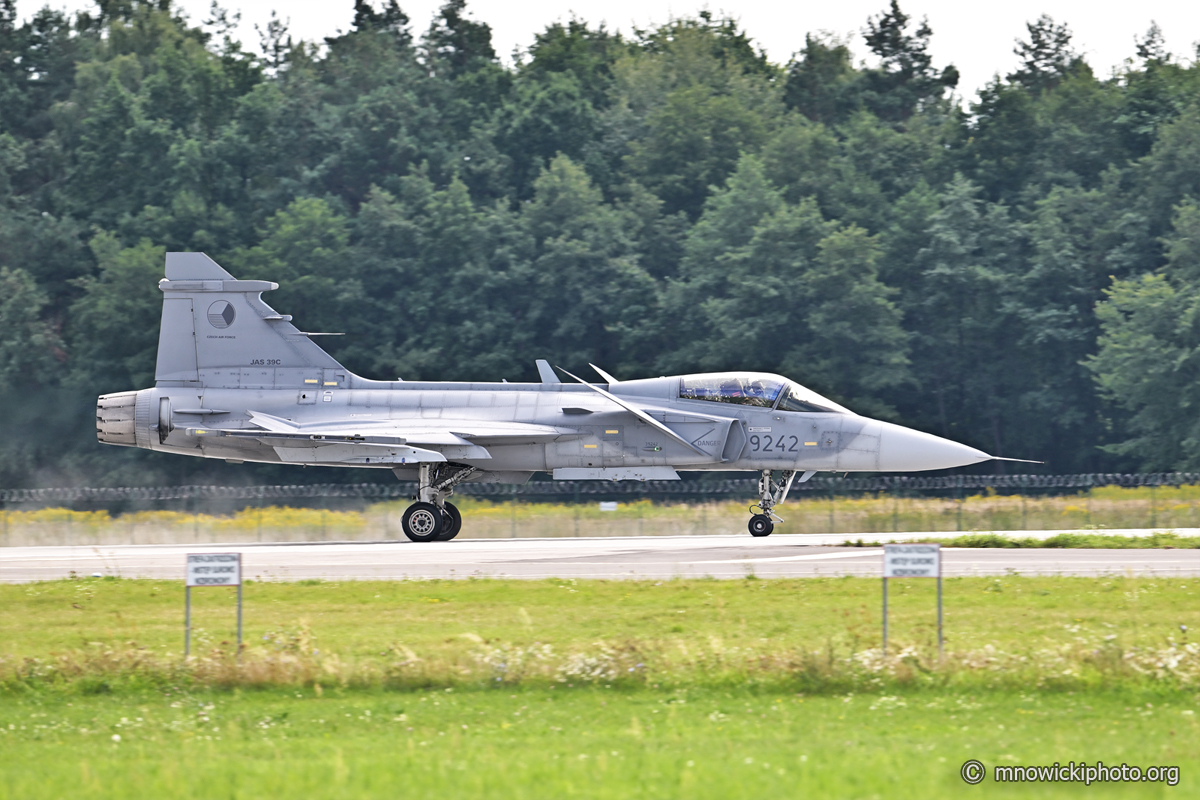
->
[96,253,1032,541]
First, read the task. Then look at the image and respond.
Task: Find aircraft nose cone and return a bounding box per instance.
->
[877,421,991,472]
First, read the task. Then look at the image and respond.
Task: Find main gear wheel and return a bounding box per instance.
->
[437,501,463,541]
[401,502,443,542]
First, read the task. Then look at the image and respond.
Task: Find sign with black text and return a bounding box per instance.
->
[881,543,943,656]
[883,543,941,578]
[186,553,241,587]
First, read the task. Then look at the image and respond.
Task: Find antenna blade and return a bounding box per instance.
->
[536,359,560,384]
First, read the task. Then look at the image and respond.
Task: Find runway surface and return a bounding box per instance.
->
[3,532,1199,582]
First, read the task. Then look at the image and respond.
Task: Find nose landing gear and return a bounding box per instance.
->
[400,463,476,542]
[748,469,816,536]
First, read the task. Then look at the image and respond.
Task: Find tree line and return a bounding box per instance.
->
[2,0,1200,488]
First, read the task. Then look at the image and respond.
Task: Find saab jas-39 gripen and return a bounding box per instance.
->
[96,253,1033,541]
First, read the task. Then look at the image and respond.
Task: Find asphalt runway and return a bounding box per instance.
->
[2,533,1199,582]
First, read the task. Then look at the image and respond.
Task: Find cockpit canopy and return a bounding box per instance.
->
[678,373,849,414]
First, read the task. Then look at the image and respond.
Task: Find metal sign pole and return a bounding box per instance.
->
[237,580,243,652]
[882,577,888,657]
[937,568,944,658]
[185,552,243,659]
[184,585,191,658]
[883,543,941,660]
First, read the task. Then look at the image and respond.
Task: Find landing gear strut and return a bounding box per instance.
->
[400,463,476,542]
[748,469,816,536]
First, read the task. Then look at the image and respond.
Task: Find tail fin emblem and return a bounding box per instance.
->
[207,301,235,328]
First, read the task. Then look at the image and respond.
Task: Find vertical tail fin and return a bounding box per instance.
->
[155,252,345,390]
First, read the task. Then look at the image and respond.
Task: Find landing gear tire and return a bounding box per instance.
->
[436,501,462,541]
[402,502,443,542]
[748,514,774,537]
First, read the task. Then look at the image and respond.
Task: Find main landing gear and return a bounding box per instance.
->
[400,463,476,542]
[748,469,816,536]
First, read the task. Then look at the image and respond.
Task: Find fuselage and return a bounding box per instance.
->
[94,251,1008,540]
[97,371,992,482]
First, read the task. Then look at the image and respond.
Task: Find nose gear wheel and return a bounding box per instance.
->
[748,514,774,536]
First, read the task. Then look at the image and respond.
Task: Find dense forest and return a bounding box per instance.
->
[2,0,1200,488]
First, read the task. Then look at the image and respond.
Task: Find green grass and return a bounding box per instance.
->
[4,577,1200,797]
[4,576,1200,695]
[4,575,1199,666]
[1,686,1196,798]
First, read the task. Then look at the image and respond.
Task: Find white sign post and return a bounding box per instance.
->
[882,544,942,657]
[184,553,242,657]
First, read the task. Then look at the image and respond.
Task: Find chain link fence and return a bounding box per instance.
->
[2,473,1197,507]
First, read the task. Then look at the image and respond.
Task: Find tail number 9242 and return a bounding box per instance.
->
[749,434,799,453]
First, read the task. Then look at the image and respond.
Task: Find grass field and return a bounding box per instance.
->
[7,485,1200,546]
[3,576,1199,797]
[4,576,1200,688]
[2,686,1195,799]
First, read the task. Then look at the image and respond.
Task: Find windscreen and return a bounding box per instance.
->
[678,374,785,408]
[775,382,849,414]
